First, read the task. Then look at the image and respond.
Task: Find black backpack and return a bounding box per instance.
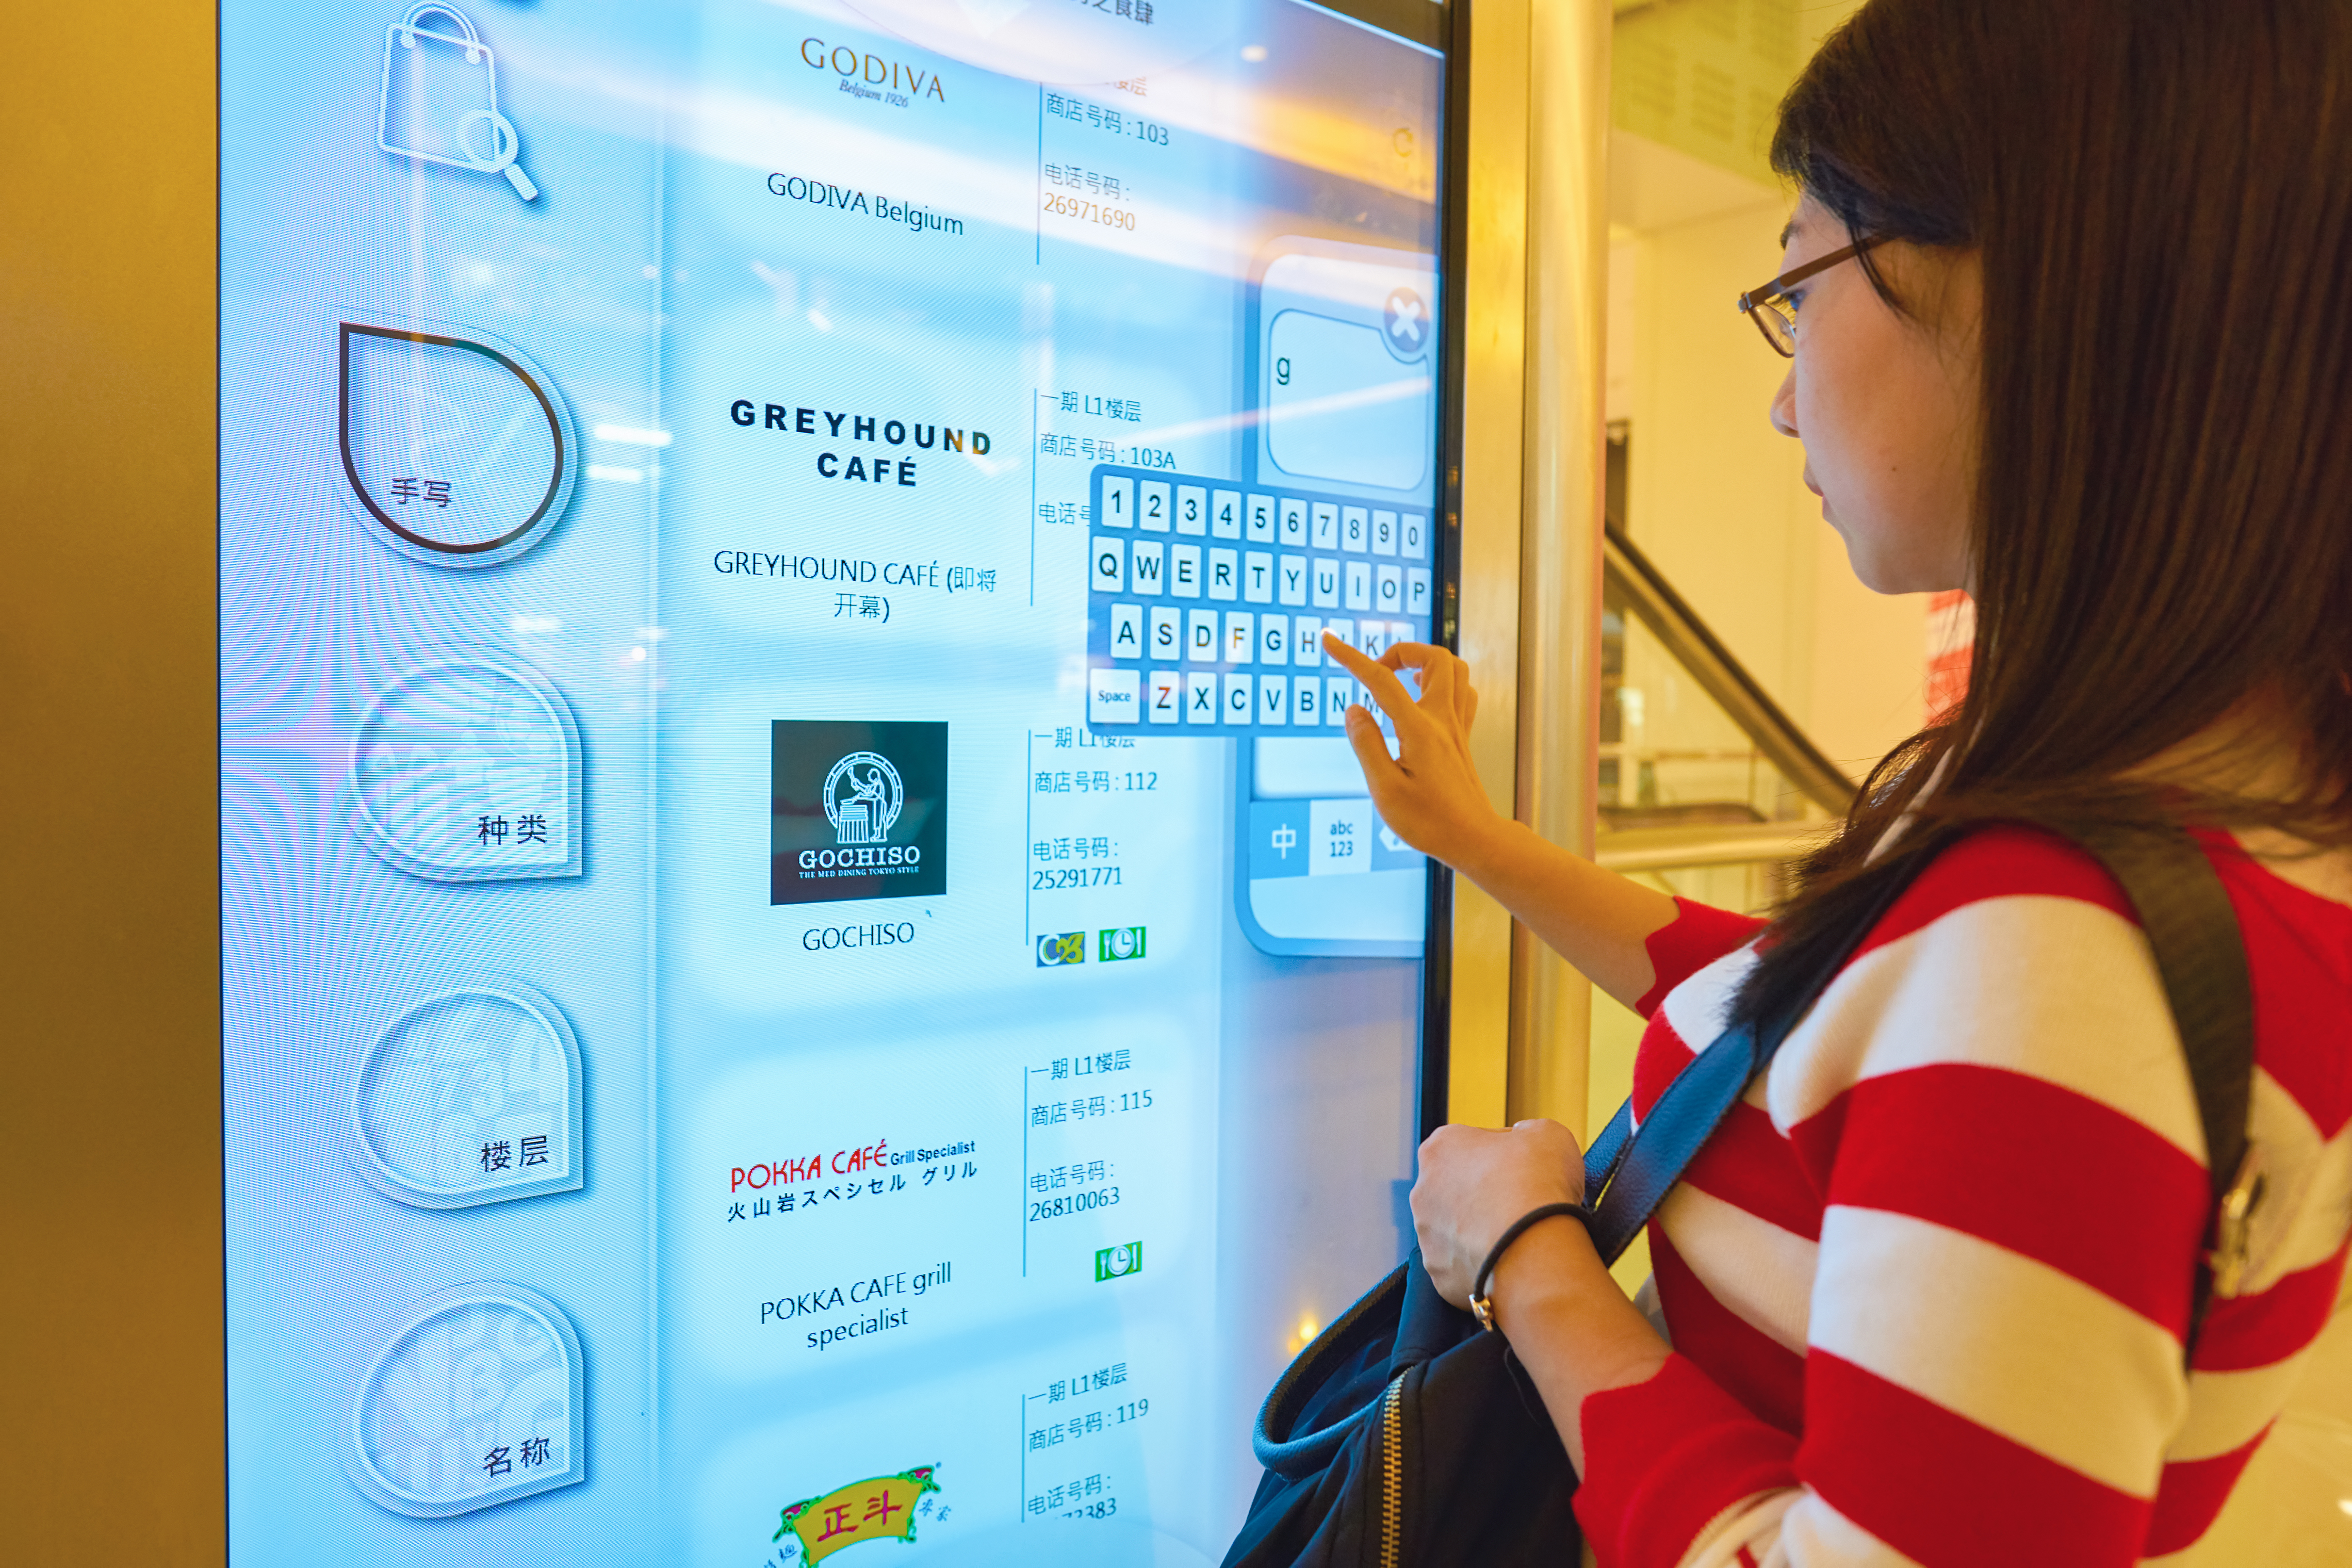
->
[1222,822,2257,1568]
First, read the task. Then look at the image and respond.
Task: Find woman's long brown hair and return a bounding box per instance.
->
[1736,0,2352,1024]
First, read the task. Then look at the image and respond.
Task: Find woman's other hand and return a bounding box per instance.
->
[1411,1118,1588,1305]
[1324,634,1506,872]
[1414,1117,1668,1475]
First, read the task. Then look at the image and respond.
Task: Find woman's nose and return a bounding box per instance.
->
[1768,366,1799,438]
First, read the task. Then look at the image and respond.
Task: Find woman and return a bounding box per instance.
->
[1324,1,2352,1562]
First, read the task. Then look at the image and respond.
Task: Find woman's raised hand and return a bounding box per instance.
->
[1323,633,1505,872]
[1325,631,1678,1014]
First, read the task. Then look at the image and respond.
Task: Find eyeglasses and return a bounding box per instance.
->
[1737,235,1886,357]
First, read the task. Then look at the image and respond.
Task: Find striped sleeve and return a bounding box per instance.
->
[1580,835,2226,1567]
[1636,898,1771,1018]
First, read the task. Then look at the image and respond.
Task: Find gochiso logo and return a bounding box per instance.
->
[824,752,903,846]
[771,719,944,906]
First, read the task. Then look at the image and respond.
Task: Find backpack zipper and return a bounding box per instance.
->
[1378,1373,1406,1568]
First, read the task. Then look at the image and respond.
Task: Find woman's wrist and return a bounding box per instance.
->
[1488,1218,1673,1415]
[1443,813,1532,887]
[1469,1201,1590,1330]
[1487,1211,1606,1322]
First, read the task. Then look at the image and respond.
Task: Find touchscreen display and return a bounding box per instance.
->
[220,2,1448,1560]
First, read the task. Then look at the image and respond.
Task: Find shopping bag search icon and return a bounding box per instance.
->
[377,4,538,201]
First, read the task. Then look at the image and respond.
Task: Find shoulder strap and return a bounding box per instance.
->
[2059,821,2257,1330]
[2059,823,2255,1220]
[1581,819,2256,1340]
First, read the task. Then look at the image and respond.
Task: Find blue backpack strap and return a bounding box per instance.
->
[1582,836,1945,1267]
[1583,1020,1766,1265]
[1579,1095,1636,1204]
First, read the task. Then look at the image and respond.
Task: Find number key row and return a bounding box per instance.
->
[1096,475,1427,559]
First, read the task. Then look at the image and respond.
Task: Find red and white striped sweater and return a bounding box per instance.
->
[1574,827,2352,1566]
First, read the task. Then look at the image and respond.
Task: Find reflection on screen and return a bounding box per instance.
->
[220,1,1444,1560]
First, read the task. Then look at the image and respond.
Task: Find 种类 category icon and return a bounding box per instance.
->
[379,4,539,199]
[346,1284,583,1516]
[349,979,583,1208]
[348,645,582,881]
[338,318,577,567]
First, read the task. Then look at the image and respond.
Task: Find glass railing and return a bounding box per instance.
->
[1596,520,1854,911]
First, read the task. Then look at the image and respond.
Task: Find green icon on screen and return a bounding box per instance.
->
[1098,926,1147,962]
[1095,1242,1143,1282]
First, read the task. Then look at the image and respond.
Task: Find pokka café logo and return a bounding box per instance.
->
[774,1466,942,1564]
[773,721,948,906]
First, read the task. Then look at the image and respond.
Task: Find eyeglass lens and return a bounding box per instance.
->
[1747,300,1794,356]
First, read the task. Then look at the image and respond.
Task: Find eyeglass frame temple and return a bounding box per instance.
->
[1735,235,1886,349]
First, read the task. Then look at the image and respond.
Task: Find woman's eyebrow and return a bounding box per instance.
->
[1779,219,1799,248]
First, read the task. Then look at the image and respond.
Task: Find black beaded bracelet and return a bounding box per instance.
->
[1467,1200,1594,1333]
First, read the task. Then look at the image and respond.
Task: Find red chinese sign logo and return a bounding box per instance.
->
[774,1466,940,1563]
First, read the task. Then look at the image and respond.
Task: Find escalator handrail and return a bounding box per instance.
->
[1603,521,1859,818]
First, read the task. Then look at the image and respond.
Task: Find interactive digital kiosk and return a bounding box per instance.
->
[220,1,1462,1560]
